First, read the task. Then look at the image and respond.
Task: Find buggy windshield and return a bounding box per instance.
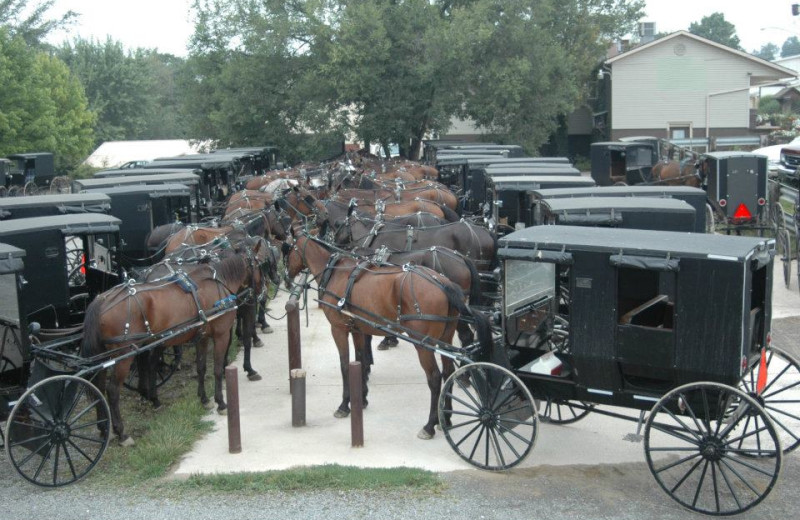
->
[504,260,555,314]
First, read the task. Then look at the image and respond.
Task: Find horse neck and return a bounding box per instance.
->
[214,254,250,291]
[297,237,335,278]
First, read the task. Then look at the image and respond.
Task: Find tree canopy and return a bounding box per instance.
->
[0,28,94,168]
[688,12,741,50]
[754,42,779,61]
[0,0,76,47]
[781,36,800,58]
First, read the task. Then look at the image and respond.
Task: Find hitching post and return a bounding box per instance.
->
[225,365,242,454]
[285,272,307,392]
[290,369,306,427]
[349,361,364,447]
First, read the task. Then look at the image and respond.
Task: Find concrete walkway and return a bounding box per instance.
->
[175,262,800,476]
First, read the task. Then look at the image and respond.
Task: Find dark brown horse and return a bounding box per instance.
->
[328,196,459,222]
[334,186,458,212]
[81,242,271,444]
[283,233,491,439]
[649,158,701,187]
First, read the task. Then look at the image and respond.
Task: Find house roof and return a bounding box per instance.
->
[774,86,800,98]
[606,31,797,83]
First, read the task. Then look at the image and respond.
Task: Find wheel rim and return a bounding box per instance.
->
[5,375,111,487]
[739,346,800,454]
[705,204,716,234]
[439,362,537,470]
[539,399,594,425]
[644,382,781,515]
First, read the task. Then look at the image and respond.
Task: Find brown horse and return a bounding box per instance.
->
[334,186,458,212]
[283,233,491,438]
[225,190,274,216]
[81,242,270,444]
[649,158,701,187]
[328,196,459,222]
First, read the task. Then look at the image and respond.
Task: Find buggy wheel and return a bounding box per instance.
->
[23,181,38,196]
[705,203,716,234]
[771,202,786,231]
[439,362,538,470]
[123,347,182,391]
[539,398,594,424]
[5,375,111,487]
[777,229,792,288]
[644,382,781,515]
[49,176,71,194]
[739,346,800,454]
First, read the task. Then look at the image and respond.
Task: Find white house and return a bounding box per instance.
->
[604,31,796,142]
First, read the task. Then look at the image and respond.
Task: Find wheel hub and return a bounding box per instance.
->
[699,437,725,461]
[479,409,496,426]
[52,422,71,442]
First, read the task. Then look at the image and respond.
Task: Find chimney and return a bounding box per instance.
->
[638,22,656,44]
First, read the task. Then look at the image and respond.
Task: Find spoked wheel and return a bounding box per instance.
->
[739,346,800,454]
[777,229,793,288]
[48,176,71,194]
[123,347,182,391]
[23,181,38,196]
[5,375,111,487]
[539,398,594,424]
[439,362,538,470]
[644,382,781,515]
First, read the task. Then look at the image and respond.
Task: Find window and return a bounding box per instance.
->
[504,260,555,315]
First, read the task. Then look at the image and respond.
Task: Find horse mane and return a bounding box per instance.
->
[212,253,249,289]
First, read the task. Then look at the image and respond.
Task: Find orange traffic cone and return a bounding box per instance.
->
[756,347,768,395]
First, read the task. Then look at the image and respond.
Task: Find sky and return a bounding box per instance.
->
[43,0,800,57]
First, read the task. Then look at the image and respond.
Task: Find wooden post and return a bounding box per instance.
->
[285,272,307,392]
[225,366,242,454]
[349,361,364,447]
[290,369,306,427]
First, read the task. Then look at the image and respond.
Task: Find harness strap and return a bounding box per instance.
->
[404,226,415,251]
[338,261,370,308]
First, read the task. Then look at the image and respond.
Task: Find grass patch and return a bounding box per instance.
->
[165,464,442,494]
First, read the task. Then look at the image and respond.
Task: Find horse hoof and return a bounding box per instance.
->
[247,372,262,381]
[261,325,273,334]
[334,409,350,418]
[203,401,215,410]
[417,429,434,440]
[217,408,228,416]
[253,339,265,348]
[120,436,136,447]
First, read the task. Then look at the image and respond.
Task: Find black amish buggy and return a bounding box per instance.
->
[211,146,280,173]
[93,167,198,179]
[433,154,501,189]
[0,193,111,221]
[591,141,658,186]
[0,158,12,189]
[531,196,696,232]
[440,143,526,158]
[143,154,244,211]
[82,184,193,269]
[436,225,798,515]
[471,164,583,217]
[74,172,204,219]
[0,213,122,330]
[528,185,708,233]
[5,153,55,188]
[422,140,496,164]
[700,152,769,234]
[484,175,596,232]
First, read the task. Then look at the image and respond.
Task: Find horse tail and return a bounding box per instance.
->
[461,253,483,307]
[80,297,105,358]
[440,204,460,222]
[439,280,493,360]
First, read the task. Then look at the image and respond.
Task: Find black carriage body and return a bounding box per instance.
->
[6,153,55,188]
[472,165,583,216]
[485,175,596,230]
[434,155,500,190]
[590,142,658,186]
[211,146,279,173]
[441,144,525,158]
[533,197,696,232]
[0,242,28,414]
[144,156,238,212]
[83,184,192,267]
[497,225,772,409]
[0,194,111,221]
[0,214,122,329]
[76,173,202,221]
[0,158,11,188]
[702,152,767,222]
[529,186,708,233]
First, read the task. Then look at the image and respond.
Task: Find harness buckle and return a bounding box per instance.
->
[337,298,346,308]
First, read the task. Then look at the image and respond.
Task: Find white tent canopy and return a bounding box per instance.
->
[83,140,209,169]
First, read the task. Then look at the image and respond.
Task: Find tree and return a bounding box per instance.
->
[781,36,800,57]
[0,28,94,168]
[688,12,741,50]
[0,0,76,46]
[758,95,780,115]
[754,42,779,61]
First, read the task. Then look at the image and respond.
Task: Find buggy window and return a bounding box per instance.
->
[0,274,20,324]
[617,267,674,328]
[505,260,555,314]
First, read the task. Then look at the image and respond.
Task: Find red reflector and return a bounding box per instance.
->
[81,254,86,275]
[733,203,752,219]
[719,199,727,207]
[757,197,766,206]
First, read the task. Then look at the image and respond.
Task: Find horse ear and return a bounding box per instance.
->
[292,185,300,192]
[320,219,329,237]
[281,241,291,256]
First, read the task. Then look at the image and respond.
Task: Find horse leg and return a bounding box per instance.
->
[92,369,109,438]
[359,335,373,379]
[109,362,135,446]
[212,328,232,413]
[332,326,351,418]
[195,338,212,409]
[146,346,163,409]
[415,347,442,440]
[239,303,261,381]
[456,321,475,346]
[440,356,455,428]
[351,331,369,408]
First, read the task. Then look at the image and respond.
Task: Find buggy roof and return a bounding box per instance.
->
[74,173,200,189]
[7,152,52,159]
[84,184,192,197]
[0,242,25,274]
[0,213,121,236]
[444,144,523,151]
[591,141,654,150]
[467,157,570,167]
[540,196,694,213]
[531,185,706,199]
[437,149,508,156]
[94,167,199,178]
[499,225,769,260]
[0,193,111,210]
[436,155,502,165]
[485,165,580,174]
[488,176,596,189]
[702,151,767,160]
